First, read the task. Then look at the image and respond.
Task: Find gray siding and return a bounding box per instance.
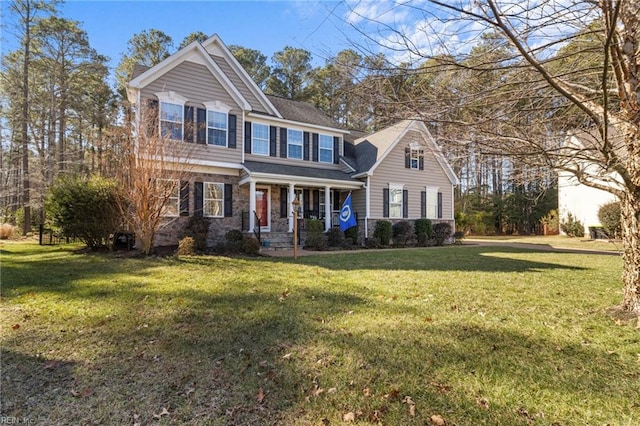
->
[210,55,270,115]
[140,61,243,165]
[369,131,454,219]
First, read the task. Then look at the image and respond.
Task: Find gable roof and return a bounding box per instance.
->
[349,120,459,185]
[127,34,280,117]
[265,95,340,129]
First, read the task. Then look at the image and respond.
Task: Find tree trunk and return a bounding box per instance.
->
[619,190,640,313]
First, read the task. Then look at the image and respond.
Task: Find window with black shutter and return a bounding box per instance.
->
[227,114,237,148]
[180,181,190,216]
[224,183,233,217]
[244,121,252,153]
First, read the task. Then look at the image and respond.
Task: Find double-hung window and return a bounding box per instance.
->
[288,129,303,159]
[411,148,424,169]
[252,123,269,155]
[319,134,333,163]
[204,101,231,146]
[159,179,179,217]
[204,182,224,217]
[389,185,403,218]
[156,92,187,141]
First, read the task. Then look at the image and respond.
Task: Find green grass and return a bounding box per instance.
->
[465,234,623,253]
[1,241,638,425]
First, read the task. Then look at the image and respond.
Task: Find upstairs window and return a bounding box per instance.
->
[319,134,333,163]
[411,148,424,169]
[203,101,231,147]
[160,102,183,140]
[156,92,188,141]
[252,123,269,156]
[288,129,303,159]
[207,111,227,146]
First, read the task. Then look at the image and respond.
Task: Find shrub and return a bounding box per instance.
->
[560,213,585,237]
[540,209,559,234]
[242,236,261,255]
[453,231,465,244]
[182,216,210,253]
[392,220,413,247]
[305,219,326,250]
[0,223,17,240]
[345,225,358,245]
[373,221,392,246]
[433,222,452,246]
[327,227,345,247]
[45,175,123,250]
[176,236,195,257]
[414,218,433,246]
[225,229,244,253]
[365,237,381,249]
[598,202,621,238]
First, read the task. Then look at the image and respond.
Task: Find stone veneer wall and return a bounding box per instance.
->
[153,172,247,248]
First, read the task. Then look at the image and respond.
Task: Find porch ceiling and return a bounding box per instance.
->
[241,160,363,189]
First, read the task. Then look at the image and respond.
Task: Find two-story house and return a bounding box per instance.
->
[126,34,458,248]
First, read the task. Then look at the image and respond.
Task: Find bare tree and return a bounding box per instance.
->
[346,0,640,314]
[116,103,193,255]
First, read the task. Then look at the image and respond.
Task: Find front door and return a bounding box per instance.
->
[255,187,270,230]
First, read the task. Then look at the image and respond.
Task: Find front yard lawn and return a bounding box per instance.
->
[1,241,638,425]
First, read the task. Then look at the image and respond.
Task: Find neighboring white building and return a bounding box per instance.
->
[557,130,621,236]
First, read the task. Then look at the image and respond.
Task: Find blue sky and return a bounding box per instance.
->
[2,0,367,74]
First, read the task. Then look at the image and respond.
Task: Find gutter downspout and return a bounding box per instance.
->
[365,175,370,240]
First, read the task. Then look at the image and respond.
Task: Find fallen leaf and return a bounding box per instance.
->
[282,353,293,360]
[11,324,20,330]
[363,387,371,396]
[257,387,265,403]
[476,397,489,409]
[71,387,93,398]
[153,407,170,419]
[327,387,337,394]
[342,412,355,422]
[403,396,416,417]
[430,414,446,425]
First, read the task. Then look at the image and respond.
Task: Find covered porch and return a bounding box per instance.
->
[240,161,363,239]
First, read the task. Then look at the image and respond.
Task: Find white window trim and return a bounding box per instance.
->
[156,92,188,141]
[426,186,439,220]
[203,101,231,147]
[410,147,423,169]
[159,178,180,217]
[288,129,303,159]
[252,122,269,156]
[389,183,404,219]
[203,182,225,218]
[319,134,333,163]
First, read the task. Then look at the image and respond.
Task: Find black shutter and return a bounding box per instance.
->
[224,183,233,217]
[280,128,288,158]
[196,108,206,144]
[280,187,288,218]
[312,133,319,162]
[184,106,194,142]
[228,114,236,148]
[194,182,203,217]
[421,191,426,218]
[270,126,277,157]
[437,192,443,219]
[146,99,159,138]
[405,147,411,168]
[403,190,408,218]
[244,121,252,153]
[383,188,389,218]
[333,191,340,211]
[419,153,424,170]
[313,189,320,217]
[333,136,340,164]
[303,189,310,217]
[180,181,190,216]
[303,132,310,161]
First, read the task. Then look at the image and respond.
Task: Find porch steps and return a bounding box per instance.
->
[256,231,301,251]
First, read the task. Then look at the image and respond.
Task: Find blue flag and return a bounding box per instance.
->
[339,193,357,231]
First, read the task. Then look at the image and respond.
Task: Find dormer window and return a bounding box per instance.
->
[405,143,424,170]
[204,101,231,147]
[156,92,188,141]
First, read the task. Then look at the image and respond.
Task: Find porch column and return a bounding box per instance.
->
[288,183,295,232]
[324,185,332,231]
[249,180,256,230]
